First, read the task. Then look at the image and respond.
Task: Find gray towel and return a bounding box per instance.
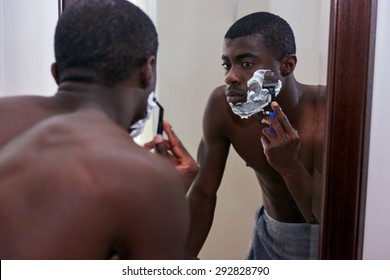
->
[246,206,319,260]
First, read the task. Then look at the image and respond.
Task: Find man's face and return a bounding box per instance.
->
[129,62,157,137]
[222,35,281,106]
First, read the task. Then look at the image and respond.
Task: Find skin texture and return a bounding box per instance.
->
[144,120,199,192]
[0,109,189,259]
[0,65,197,259]
[0,0,196,260]
[0,74,192,259]
[186,34,326,258]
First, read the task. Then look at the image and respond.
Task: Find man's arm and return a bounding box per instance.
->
[260,101,319,222]
[115,155,190,259]
[185,86,231,258]
[144,120,199,192]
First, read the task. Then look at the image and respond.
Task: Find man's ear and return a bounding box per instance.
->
[280,55,297,76]
[51,63,60,85]
[140,56,156,89]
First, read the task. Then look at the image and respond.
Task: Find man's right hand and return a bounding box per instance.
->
[144,120,199,192]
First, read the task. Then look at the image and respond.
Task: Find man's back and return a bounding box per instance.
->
[0,110,189,259]
[0,95,73,148]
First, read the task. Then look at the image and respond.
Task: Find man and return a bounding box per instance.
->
[0,0,197,259]
[186,12,326,260]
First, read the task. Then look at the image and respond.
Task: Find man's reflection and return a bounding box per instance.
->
[186,11,326,260]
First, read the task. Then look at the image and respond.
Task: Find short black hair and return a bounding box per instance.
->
[225,12,296,60]
[54,0,158,86]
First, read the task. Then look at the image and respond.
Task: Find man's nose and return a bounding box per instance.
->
[224,67,241,84]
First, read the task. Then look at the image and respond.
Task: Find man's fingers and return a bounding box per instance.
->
[143,141,155,150]
[163,120,178,144]
[144,135,170,156]
[155,141,168,157]
[163,120,192,158]
[260,135,269,149]
[271,101,295,134]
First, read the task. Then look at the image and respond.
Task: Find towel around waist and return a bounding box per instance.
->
[252,206,320,259]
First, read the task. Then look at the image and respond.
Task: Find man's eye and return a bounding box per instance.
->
[221,62,231,70]
[242,62,254,68]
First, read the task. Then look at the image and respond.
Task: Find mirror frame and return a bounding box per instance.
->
[320,0,377,259]
[58,0,378,259]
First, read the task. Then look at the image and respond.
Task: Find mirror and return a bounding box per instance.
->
[154,0,329,259]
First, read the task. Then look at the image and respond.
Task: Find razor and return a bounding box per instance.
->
[154,98,164,136]
[262,72,279,134]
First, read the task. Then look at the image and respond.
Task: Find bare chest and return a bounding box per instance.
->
[226,114,315,176]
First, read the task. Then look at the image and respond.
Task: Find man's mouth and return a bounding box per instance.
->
[225,89,247,105]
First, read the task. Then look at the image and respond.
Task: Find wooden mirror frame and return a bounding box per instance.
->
[320,0,377,259]
[58,0,378,259]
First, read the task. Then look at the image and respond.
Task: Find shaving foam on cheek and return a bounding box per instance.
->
[247,69,271,102]
[129,91,157,138]
[228,69,282,119]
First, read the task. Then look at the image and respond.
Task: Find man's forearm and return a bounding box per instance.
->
[185,193,217,258]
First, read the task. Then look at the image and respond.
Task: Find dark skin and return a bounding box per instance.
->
[0,69,197,188]
[186,34,325,258]
[144,120,199,191]
[0,111,188,259]
[0,58,195,259]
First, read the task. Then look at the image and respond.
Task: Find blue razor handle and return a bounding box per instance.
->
[269,111,276,135]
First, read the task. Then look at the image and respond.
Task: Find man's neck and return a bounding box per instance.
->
[276,77,303,116]
[53,81,141,130]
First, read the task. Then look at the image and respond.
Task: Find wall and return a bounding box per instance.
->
[155,0,329,259]
[0,0,57,97]
[363,0,390,260]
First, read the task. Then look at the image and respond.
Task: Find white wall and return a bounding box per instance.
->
[268,0,329,85]
[363,0,390,260]
[0,0,57,97]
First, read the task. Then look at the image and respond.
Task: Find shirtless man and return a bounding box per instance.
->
[0,0,197,259]
[186,12,325,259]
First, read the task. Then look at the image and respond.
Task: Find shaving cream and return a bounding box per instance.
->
[129,91,156,137]
[228,69,282,119]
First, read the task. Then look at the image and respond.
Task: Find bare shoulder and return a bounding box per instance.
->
[0,95,61,147]
[0,111,189,259]
[9,110,186,197]
[302,84,327,104]
[206,85,227,106]
[0,95,60,118]
[203,85,232,134]
[297,84,327,115]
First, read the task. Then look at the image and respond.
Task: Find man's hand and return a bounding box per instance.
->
[144,120,199,192]
[260,101,300,174]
